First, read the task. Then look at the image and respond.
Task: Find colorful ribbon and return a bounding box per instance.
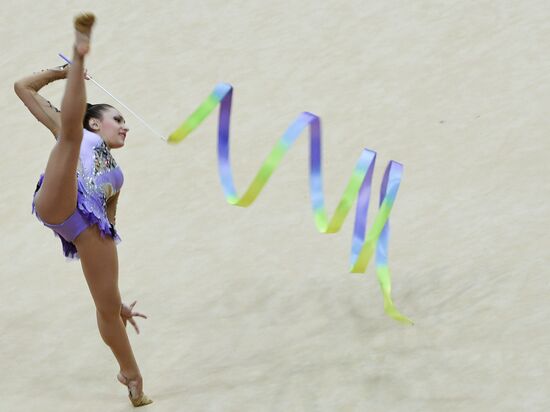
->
[168,83,412,324]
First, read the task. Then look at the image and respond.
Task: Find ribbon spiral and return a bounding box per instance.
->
[168,84,411,324]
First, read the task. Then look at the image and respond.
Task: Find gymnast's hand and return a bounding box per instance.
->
[121,300,148,334]
[38,65,90,80]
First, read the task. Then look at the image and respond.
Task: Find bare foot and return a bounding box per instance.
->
[73,12,95,57]
[117,372,153,407]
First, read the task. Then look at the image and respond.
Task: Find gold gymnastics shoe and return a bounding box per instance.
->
[117,373,153,407]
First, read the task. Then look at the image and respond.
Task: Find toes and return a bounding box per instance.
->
[131,394,153,407]
[74,13,95,34]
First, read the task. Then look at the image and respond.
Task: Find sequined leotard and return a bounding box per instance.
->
[33,129,124,259]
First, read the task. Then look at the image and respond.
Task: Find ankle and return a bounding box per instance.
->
[119,369,141,381]
[71,46,86,61]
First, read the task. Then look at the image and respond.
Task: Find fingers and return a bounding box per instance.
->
[129,317,140,334]
[121,301,148,334]
[128,301,147,318]
[121,310,147,319]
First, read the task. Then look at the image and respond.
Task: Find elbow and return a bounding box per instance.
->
[13,80,25,97]
[13,80,34,102]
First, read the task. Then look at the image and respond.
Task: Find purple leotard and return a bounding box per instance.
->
[32,129,124,259]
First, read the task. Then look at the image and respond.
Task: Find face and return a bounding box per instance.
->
[91,107,129,149]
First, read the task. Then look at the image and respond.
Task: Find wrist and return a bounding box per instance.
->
[47,65,69,79]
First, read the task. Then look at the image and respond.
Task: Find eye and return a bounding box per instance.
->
[114,116,124,123]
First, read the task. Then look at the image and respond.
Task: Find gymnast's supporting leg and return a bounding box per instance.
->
[74,226,151,406]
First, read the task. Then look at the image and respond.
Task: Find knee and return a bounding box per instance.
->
[34,200,69,226]
[96,300,122,320]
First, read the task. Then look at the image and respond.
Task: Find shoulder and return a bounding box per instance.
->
[79,130,103,173]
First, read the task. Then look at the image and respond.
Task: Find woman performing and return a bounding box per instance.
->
[14,13,152,407]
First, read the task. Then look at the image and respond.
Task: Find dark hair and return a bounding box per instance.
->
[83,103,114,131]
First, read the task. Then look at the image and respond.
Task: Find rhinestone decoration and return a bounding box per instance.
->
[93,142,118,175]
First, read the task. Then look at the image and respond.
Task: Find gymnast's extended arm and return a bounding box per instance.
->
[13,65,68,139]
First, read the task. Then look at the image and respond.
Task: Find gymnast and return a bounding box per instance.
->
[14,12,152,407]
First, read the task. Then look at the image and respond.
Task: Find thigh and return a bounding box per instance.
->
[74,224,122,313]
[34,136,81,224]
